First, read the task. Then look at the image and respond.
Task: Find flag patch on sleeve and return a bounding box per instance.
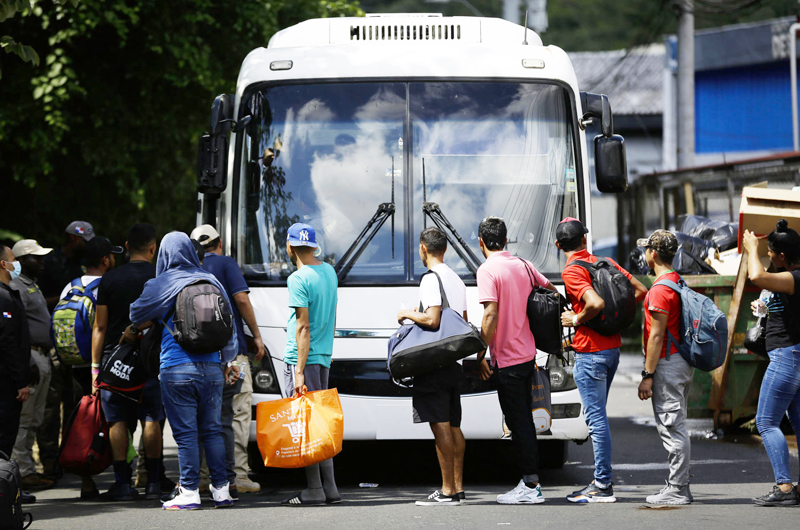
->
[2,312,11,318]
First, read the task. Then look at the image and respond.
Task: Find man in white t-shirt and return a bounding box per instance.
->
[397,227,468,507]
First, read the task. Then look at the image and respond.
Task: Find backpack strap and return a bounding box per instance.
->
[650,277,684,361]
[83,278,102,305]
[160,305,177,337]
[518,258,539,289]
[419,270,450,312]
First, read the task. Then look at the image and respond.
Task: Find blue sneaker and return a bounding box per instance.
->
[567,482,616,503]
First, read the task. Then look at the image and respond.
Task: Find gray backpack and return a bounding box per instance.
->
[166,281,233,355]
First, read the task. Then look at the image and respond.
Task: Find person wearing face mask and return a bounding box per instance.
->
[0,244,32,459]
[9,240,55,492]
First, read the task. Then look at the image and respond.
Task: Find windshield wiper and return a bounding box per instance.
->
[423,202,482,277]
[334,202,395,282]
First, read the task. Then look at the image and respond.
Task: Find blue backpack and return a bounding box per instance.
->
[653,277,728,372]
[51,277,102,365]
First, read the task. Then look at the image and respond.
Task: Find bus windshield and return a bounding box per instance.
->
[237,81,580,285]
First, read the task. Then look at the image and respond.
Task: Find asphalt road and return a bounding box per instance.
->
[26,354,800,529]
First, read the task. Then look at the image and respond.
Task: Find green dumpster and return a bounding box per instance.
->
[633,274,769,428]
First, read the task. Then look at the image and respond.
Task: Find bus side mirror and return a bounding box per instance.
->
[197,132,229,195]
[594,135,627,193]
[197,94,234,195]
[580,91,628,193]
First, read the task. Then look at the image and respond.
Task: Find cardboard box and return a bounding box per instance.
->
[738,186,800,256]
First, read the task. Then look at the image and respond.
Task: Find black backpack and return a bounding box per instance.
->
[139,321,164,377]
[0,452,32,530]
[520,259,568,356]
[166,280,233,354]
[568,258,636,336]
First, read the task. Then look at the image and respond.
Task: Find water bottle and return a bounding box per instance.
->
[753,289,770,318]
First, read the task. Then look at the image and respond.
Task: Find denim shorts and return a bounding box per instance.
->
[101,377,165,425]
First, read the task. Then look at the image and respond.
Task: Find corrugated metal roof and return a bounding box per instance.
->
[568,44,664,116]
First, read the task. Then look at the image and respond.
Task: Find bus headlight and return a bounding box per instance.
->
[547,351,577,392]
[251,351,280,394]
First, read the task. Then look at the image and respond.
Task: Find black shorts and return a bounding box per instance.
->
[412,363,462,427]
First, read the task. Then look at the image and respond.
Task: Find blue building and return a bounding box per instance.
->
[665,16,799,166]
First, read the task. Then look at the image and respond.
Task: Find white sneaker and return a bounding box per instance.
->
[236,477,261,493]
[497,481,545,505]
[162,485,202,510]
[210,482,234,508]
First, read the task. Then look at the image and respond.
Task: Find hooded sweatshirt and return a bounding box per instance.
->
[130,231,238,367]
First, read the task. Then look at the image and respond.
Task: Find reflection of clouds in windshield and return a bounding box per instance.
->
[309,133,401,261]
[305,87,406,264]
[413,84,571,275]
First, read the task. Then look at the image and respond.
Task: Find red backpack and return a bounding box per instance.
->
[58,395,112,477]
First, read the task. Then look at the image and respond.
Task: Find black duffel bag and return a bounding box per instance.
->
[388,271,486,382]
[519,259,567,356]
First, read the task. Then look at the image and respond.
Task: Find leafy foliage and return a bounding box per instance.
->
[0,0,362,246]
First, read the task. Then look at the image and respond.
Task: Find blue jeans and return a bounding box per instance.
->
[756,345,800,484]
[574,348,620,485]
[160,362,227,490]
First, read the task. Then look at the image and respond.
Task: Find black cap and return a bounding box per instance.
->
[84,236,123,263]
[555,217,589,243]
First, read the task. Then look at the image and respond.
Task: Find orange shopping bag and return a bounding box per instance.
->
[256,388,344,468]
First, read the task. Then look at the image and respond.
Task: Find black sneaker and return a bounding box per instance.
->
[99,482,139,502]
[415,490,461,506]
[230,485,239,502]
[145,483,163,501]
[20,491,36,504]
[567,482,616,503]
[457,491,466,504]
[162,483,180,503]
[753,485,799,507]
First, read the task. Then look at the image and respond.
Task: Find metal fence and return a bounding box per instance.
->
[616,152,800,267]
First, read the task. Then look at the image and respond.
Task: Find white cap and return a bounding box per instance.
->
[190,224,220,248]
[12,239,53,258]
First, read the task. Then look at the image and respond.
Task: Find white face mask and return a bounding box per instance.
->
[3,260,21,281]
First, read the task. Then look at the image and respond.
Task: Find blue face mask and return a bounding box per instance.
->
[4,260,21,281]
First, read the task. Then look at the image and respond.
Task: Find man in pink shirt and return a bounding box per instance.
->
[476,217,557,505]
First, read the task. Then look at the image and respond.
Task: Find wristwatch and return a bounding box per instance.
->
[641,369,655,380]
[129,323,139,335]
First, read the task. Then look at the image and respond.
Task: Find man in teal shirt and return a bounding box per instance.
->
[281,223,339,506]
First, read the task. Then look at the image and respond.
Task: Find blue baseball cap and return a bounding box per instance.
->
[286,223,318,248]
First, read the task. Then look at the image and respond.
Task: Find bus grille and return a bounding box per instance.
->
[349,24,461,42]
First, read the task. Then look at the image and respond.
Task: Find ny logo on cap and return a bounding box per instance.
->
[299,230,309,241]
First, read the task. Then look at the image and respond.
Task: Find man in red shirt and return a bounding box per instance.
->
[556,218,647,503]
[637,229,694,505]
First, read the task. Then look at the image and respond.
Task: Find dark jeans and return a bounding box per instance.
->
[160,362,227,490]
[0,385,22,457]
[496,359,539,478]
[221,369,243,484]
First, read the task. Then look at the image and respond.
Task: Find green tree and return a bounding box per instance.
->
[0,0,362,246]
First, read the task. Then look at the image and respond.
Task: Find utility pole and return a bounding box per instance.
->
[503,0,520,24]
[676,0,695,169]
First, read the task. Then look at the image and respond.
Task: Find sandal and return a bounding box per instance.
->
[281,493,326,506]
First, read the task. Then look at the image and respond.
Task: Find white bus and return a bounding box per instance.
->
[196,13,628,468]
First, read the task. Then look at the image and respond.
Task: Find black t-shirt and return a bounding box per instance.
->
[765,269,800,352]
[96,261,156,348]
